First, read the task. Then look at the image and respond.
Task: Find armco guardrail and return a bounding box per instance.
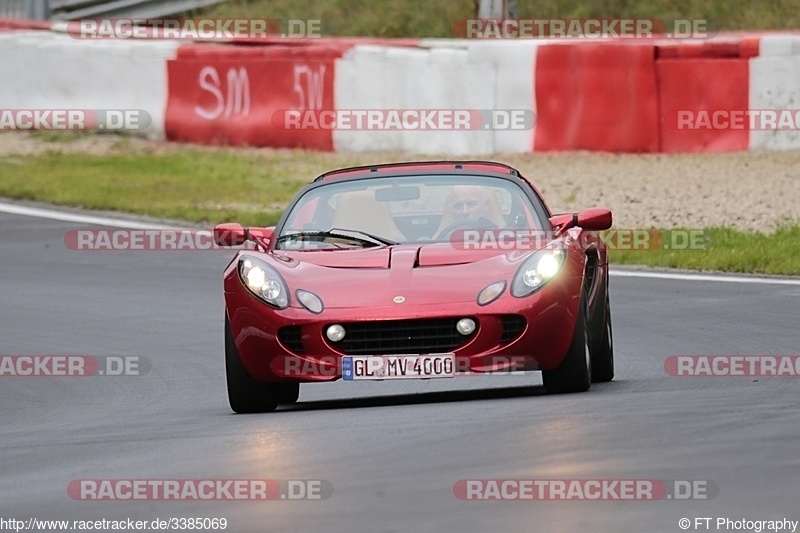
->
[0,0,50,19]
[0,0,223,20]
[49,0,224,20]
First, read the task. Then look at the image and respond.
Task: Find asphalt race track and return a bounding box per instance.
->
[2,209,799,533]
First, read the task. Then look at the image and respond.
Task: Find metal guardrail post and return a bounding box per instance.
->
[0,0,50,20]
[2,0,222,21]
[35,0,52,19]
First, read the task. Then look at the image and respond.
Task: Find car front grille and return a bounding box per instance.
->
[278,326,305,354]
[333,318,473,356]
[500,315,526,343]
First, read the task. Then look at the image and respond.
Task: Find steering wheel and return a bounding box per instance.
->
[435,217,498,239]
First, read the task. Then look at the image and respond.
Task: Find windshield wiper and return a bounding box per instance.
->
[327,228,399,246]
[275,229,398,248]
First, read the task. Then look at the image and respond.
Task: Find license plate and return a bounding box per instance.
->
[342,354,456,381]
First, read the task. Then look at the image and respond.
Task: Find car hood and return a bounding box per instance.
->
[266,243,544,309]
[275,244,516,268]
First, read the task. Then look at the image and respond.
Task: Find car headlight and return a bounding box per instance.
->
[511,248,566,297]
[238,256,289,309]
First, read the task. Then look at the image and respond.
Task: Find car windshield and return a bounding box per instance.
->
[275,174,546,250]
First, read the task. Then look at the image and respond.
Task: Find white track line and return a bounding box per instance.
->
[611,269,800,286]
[3,201,799,285]
[0,202,172,230]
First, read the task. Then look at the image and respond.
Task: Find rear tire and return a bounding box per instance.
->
[542,292,591,394]
[225,316,279,413]
[591,295,614,383]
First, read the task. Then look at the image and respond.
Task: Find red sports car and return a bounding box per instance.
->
[214,161,614,413]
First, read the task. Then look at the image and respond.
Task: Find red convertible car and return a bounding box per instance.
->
[214,161,614,413]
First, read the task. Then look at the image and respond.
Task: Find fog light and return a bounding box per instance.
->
[456,318,476,336]
[326,324,346,342]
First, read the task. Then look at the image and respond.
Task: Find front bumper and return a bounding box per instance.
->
[225,274,582,383]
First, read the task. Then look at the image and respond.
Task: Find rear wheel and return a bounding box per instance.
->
[542,292,591,394]
[591,295,614,383]
[225,316,280,413]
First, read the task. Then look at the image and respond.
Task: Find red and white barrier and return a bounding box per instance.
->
[750,35,800,150]
[166,43,343,150]
[464,40,539,153]
[334,44,497,155]
[534,42,659,152]
[0,29,178,139]
[658,57,750,152]
[0,18,51,32]
[3,17,800,155]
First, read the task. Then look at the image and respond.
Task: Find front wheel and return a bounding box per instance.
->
[225,316,280,413]
[542,292,591,394]
[278,382,300,404]
[591,295,614,383]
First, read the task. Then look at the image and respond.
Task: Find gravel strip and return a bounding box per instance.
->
[2,132,798,231]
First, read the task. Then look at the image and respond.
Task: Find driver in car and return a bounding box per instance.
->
[434,185,501,239]
[450,185,491,221]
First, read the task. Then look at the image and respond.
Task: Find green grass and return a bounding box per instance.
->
[27,130,96,143]
[202,0,800,37]
[0,150,320,226]
[1,145,799,275]
[611,225,800,276]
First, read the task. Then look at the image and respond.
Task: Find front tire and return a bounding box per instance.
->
[225,316,280,413]
[278,382,300,404]
[591,295,614,383]
[542,292,591,394]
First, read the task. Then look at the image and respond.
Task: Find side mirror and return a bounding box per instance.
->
[213,224,275,247]
[549,208,612,235]
[549,214,574,235]
[214,223,246,246]
[577,208,612,231]
[247,227,275,244]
